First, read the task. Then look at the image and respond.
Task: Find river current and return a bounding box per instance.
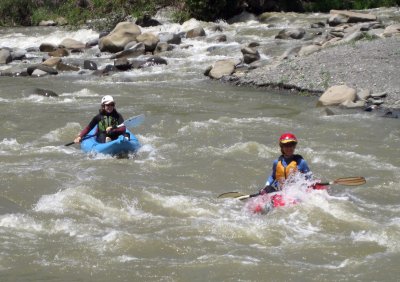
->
[0,14,399,282]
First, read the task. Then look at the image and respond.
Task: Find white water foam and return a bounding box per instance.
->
[0,28,98,49]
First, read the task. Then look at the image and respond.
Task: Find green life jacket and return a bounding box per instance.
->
[98,115,118,132]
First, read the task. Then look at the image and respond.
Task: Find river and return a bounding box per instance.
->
[1,14,399,282]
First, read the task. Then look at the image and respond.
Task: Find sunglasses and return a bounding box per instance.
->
[104,103,115,107]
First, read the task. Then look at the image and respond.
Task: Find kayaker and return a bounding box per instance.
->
[259,132,312,194]
[74,95,127,144]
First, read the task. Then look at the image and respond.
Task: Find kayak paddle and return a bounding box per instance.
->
[318,176,366,186]
[64,134,95,146]
[217,176,366,200]
[64,114,145,146]
[123,114,145,129]
[217,191,260,201]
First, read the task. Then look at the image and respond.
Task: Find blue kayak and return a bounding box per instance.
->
[80,126,141,155]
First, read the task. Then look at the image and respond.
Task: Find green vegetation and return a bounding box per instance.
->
[1,0,400,27]
[303,0,400,11]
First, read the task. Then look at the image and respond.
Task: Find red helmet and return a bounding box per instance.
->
[279,133,298,145]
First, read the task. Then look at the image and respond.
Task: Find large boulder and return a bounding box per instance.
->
[111,42,145,60]
[59,38,86,50]
[136,32,160,52]
[99,22,141,53]
[241,47,260,64]
[208,60,236,79]
[383,24,400,37]
[0,49,12,64]
[328,10,377,26]
[317,85,357,106]
[275,28,306,39]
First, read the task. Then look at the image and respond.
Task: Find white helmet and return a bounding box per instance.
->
[101,95,114,105]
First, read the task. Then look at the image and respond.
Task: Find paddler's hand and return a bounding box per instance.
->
[106,126,113,133]
[74,136,82,143]
[259,185,276,195]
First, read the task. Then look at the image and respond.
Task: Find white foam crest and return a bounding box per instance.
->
[21,94,76,104]
[351,230,393,250]
[60,88,99,98]
[35,145,77,155]
[0,213,43,232]
[118,255,140,262]
[308,148,397,171]
[34,187,151,223]
[0,138,22,153]
[51,218,79,237]
[42,122,81,142]
[0,28,98,49]
[198,141,272,159]
[178,116,281,135]
[148,193,215,217]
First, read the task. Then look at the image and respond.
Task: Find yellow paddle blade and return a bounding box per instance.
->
[217,192,246,199]
[334,177,366,186]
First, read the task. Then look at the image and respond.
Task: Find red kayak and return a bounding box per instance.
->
[246,183,328,214]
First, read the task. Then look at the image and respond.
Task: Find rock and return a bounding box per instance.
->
[186,27,206,38]
[383,24,400,37]
[42,57,62,67]
[48,48,69,57]
[298,44,321,56]
[83,60,98,70]
[11,48,27,60]
[158,32,181,45]
[341,100,366,108]
[214,34,227,42]
[135,15,161,27]
[111,42,145,60]
[39,43,57,52]
[114,58,132,71]
[31,69,49,77]
[209,60,236,79]
[371,92,387,98]
[311,22,325,28]
[356,89,371,101]
[154,42,175,54]
[0,49,12,64]
[99,22,141,53]
[142,56,168,67]
[27,64,58,76]
[136,33,160,53]
[86,38,99,47]
[317,85,356,106]
[241,47,260,64]
[275,28,306,39]
[329,10,377,24]
[38,20,56,26]
[56,62,80,72]
[59,38,86,50]
[31,88,58,97]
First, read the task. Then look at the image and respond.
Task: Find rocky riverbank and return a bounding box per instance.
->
[1,6,399,118]
[235,35,400,113]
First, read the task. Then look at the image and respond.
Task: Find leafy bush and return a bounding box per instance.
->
[0,0,35,26]
[184,0,241,21]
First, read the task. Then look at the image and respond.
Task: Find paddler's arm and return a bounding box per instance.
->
[74,116,99,143]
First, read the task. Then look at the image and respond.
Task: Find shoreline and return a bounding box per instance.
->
[233,36,400,114]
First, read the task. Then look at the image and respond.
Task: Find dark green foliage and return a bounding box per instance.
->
[1,0,400,26]
[0,0,34,26]
[184,0,242,21]
[303,0,400,12]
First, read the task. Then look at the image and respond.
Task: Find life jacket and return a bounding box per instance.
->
[98,114,118,132]
[275,155,303,185]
